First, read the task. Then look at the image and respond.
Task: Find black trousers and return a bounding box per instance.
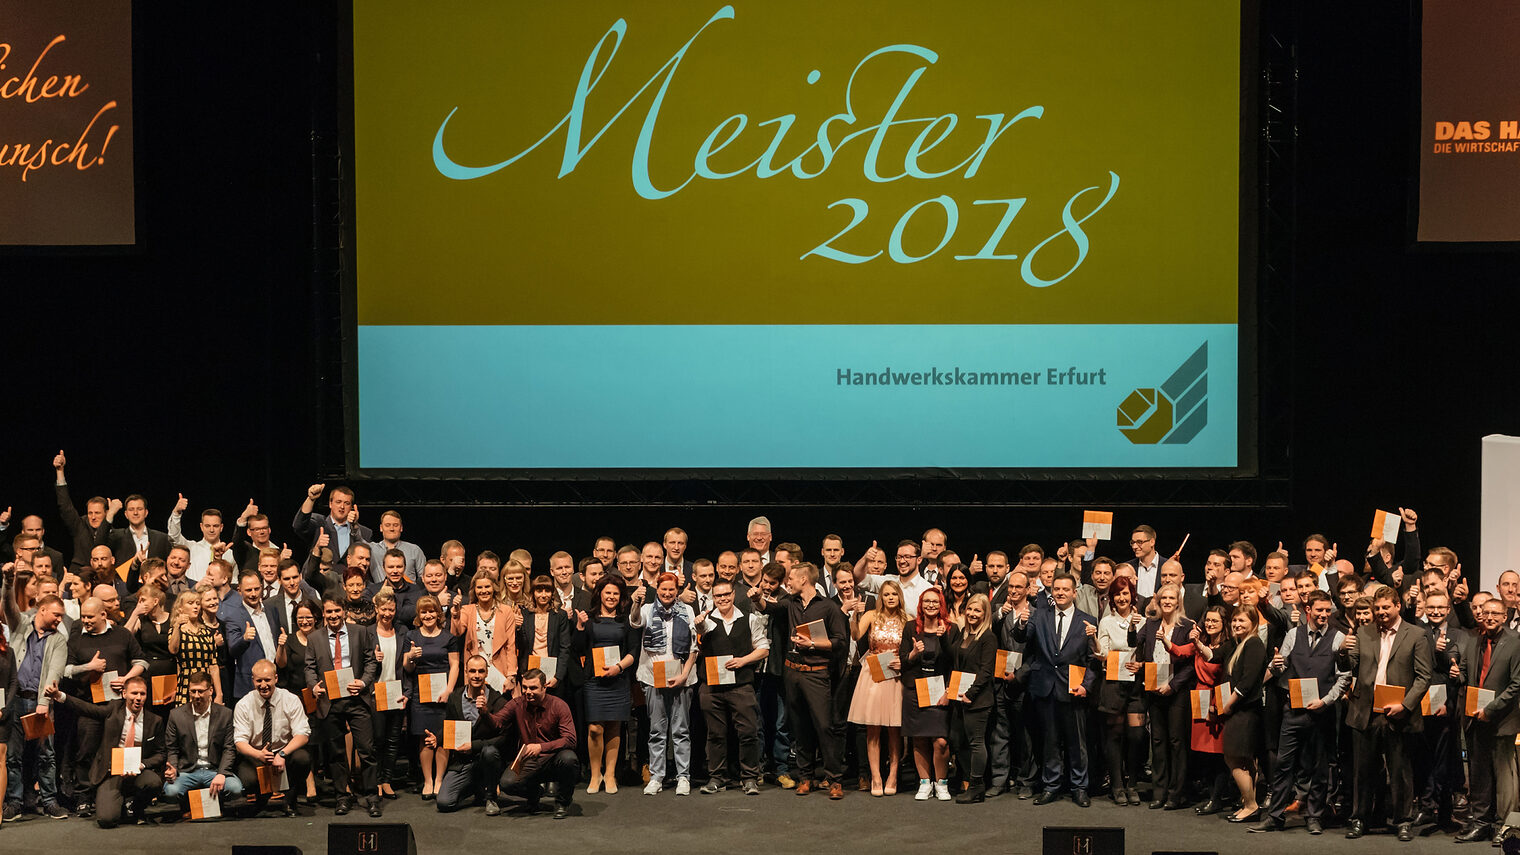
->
[74,706,105,802]
[1267,707,1334,821]
[500,748,578,807]
[782,667,840,784]
[1414,710,1461,815]
[233,749,314,807]
[321,699,378,797]
[700,684,761,783]
[1147,690,1190,800]
[95,770,162,828]
[1038,697,1089,791]
[986,681,1012,789]
[950,704,991,783]
[1005,680,1040,790]
[373,708,406,786]
[436,745,503,812]
[830,666,863,779]
[1351,716,1416,823]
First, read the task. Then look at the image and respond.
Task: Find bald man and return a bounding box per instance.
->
[63,596,148,818]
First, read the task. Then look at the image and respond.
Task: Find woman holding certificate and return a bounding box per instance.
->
[848,579,907,796]
[1131,582,1195,811]
[1216,606,1267,822]
[404,594,460,800]
[899,586,959,801]
[1095,576,1146,805]
[628,572,701,796]
[949,593,997,803]
[371,592,407,799]
[1189,605,1233,815]
[574,578,637,794]
[516,576,571,694]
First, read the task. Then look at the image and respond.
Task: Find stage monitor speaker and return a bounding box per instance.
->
[231,848,302,855]
[1042,827,1123,855]
[328,822,417,855]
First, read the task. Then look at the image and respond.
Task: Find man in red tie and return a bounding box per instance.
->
[305,594,380,817]
[1455,599,1520,843]
[44,675,164,827]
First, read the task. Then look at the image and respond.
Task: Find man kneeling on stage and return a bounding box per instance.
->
[490,668,578,819]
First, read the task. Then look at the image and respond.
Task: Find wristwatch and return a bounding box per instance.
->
[277,749,287,759]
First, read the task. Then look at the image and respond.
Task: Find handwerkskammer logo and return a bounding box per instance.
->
[1116,342,1208,445]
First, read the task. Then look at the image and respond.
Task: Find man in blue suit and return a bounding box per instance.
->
[220,569,287,706]
[1013,572,1099,807]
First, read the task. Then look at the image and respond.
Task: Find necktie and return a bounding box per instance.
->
[1056,612,1065,647]
[1309,631,1320,649]
[1482,637,1495,685]
[333,630,343,669]
[124,713,136,748]
[261,700,274,748]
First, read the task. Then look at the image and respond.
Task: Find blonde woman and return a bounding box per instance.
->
[168,590,224,704]
[500,559,531,611]
[950,593,996,803]
[848,578,908,796]
[452,569,521,695]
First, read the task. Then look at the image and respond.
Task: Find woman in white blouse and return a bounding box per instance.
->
[628,572,701,796]
[1095,575,1146,805]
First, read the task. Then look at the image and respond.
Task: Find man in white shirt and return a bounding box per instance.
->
[663,528,693,583]
[167,497,234,583]
[162,672,243,806]
[1129,526,1162,599]
[232,660,312,816]
[854,540,932,618]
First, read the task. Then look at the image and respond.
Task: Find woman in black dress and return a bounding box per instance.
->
[277,599,320,800]
[949,593,997,803]
[574,578,637,794]
[899,586,959,801]
[404,595,459,799]
[1217,605,1267,822]
[126,583,175,714]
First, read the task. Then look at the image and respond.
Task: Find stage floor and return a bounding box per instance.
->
[0,788,1480,854]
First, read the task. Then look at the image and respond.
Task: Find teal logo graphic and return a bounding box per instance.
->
[1116,343,1208,445]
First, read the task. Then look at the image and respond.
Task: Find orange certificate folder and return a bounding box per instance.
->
[441,720,471,750]
[188,788,221,820]
[1372,509,1400,541]
[797,619,826,644]
[256,764,289,794]
[650,658,678,687]
[21,711,54,740]
[1289,678,1320,709]
[916,675,946,707]
[1143,661,1169,691]
[995,649,1022,679]
[300,687,319,714]
[417,671,447,704]
[946,670,976,699]
[865,651,898,683]
[111,747,142,776]
[704,655,736,685]
[1422,684,1448,715]
[150,674,177,705]
[1467,686,1496,716]
[1191,689,1212,720]
[591,646,620,677]
[323,667,354,698]
[1081,510,1114,541]
[1373,683,1406,710]
[1105,651,1135,682]
[527,655,558,678]
[374,679,405,711]
[90,672,122,703]
[1213,681,1232,712]
[1068,665,1087,694]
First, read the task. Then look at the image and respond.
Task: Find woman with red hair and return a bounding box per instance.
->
[898,586,960,801]
[628,571,701,795]
[1095,575,1147,804]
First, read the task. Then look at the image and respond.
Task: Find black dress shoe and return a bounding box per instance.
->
[1456,822,1491,843]
[334,796,352,816]
[366,797,383,818]
[1073,790,1090,808]
[1034,791,1060,806]
[1411,810,1434,827]
[1397,822,1413,842]
[1249,818,1284,833]
[1345,819,1365,839]
[1493,825,1512,846]
[1149,798,1166,810]
[553,804,568,820]
[1163,800,1184,811]
[1306,817,1323,835]
[1195,799,1222,816]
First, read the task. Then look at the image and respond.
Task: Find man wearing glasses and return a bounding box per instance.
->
[696,579,768,795]
[232,510,278,573]
[1129,526,1161,598]
[1454,599,1520,844]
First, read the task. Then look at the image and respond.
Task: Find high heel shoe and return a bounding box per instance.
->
[1228,808,1261,823]
[871,783,884,798]
[604,776,619,794]
[883,779,898,796]
[587,775,602,795]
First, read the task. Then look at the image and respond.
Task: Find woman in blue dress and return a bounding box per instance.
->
[404,594,460,800]
[573,578,637,794]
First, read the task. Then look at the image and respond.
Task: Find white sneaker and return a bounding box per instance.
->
[934,780,952,801]
[915,780,933,801]
[675,777,691,796]
[644,780,663,795]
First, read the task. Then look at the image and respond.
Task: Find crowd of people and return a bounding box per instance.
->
[0,453,1514,848]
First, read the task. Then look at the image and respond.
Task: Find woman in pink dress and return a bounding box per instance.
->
[848,579,907,796]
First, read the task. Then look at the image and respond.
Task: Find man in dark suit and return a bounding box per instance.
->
[994,570,1038,798]
[44,675,164,828]
[292,483,372,563]
[1161,560,1209,623]
[265,559,321,637]
[306,594,381,817]
[1338,585,1434,841]
[52,451,115,571]
[435,654,509,813]
[108,494,171,564]
[1412,590,1468,832]
[161,671,243,808]
[1454,598,1520,843]
[1013,572,1099,807]
[221,569,287,705]
[663,528,695,586]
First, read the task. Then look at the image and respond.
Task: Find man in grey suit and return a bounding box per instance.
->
[1455,598,1520,844]
[1338,585,1434,841]
[306,594,381,817]
[162,671,243,807]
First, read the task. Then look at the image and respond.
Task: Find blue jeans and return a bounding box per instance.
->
[644,685,691,779]
[6,696,58,807]
[163,767,245,800]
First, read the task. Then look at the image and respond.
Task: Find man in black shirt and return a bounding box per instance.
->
[697,580,768,795]
[753,562,849,799]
